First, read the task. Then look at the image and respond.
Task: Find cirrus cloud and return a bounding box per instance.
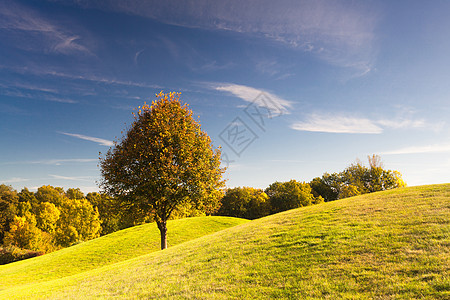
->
[291,113,431,134]
[0,177,29,184]
[213,82,292,114]
[380,144,450,155]
[60,0,379,73]
[59,132,114,146]
[0,0,91,55]
[291,114,382,134]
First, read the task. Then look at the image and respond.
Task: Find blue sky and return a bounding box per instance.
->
[1,0,450,193]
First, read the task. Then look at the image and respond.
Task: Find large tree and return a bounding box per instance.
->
[99,92,225,249]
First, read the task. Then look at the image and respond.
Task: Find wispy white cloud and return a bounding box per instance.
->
[291,114,382,134]
[49,174,93,181]
[0,177,28,184]
[375,104,444,132]
[255,59,280,77]
[380,144,450,155]
[27,158,97,165]
[2,83,57,94]
[377,119,426,129]
[74,74,160,89]
[42,95,78,104]
[213,83,292,114]
[291,112,437,134]
[254,58,295,80]
[268,159,306,163]
[1,65,158,107]
[190,60,236,73]
[0,158,94,166]
[0,0,91,55]
[70,0,378,72]
[59,132,114,147]
[134,49,145,65]
[25,68,160,89]
[1,89,78,104]
[1,64,160,90]
[1,158,97,166]
[377,118,444,132]
[52,36,90,55]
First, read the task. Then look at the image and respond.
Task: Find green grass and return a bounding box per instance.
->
[1,184,449,299]
[0,216,248,292]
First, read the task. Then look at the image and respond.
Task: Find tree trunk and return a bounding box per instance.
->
[156,220,168,250]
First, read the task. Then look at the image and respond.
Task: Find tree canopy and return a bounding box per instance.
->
[266,180,324,213]
[0,185,19,244]
[310,155,406,201]
[0,185,101,259]
[99,92,225,249]
[217,187,270,220]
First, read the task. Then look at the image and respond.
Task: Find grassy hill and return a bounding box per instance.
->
[1,184,449,299]
[0,216,248,292]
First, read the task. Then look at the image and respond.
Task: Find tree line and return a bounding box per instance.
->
[0,186,102,263]
[0,154,405,263]
[216,154,406,220]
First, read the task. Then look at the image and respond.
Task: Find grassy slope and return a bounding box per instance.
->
[2,184,449,299]
[0,216,248,292]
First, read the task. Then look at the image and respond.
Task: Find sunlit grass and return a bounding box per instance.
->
[0,216,248,291]
[1,184,449,299]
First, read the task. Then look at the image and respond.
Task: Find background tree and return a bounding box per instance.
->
[35,202,60,234]
[35,185,65,207]
[3,209,57,253]
[311,155,406,201]
[340,155,406,196]
[217,187,270,220]
[310,175,339,202]
[86,192,136,235]
[99,92,225,249]
[18,188,37,212]
[265,180,323,214]
[342,160,369,194]
[55,197,101,247]
[339,185,361,199]
[1,185,103,258]
[3,215,43,251]
[0,185,19,244]
[66,188,85,200]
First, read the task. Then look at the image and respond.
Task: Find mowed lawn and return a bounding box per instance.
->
[1,184,449,299]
